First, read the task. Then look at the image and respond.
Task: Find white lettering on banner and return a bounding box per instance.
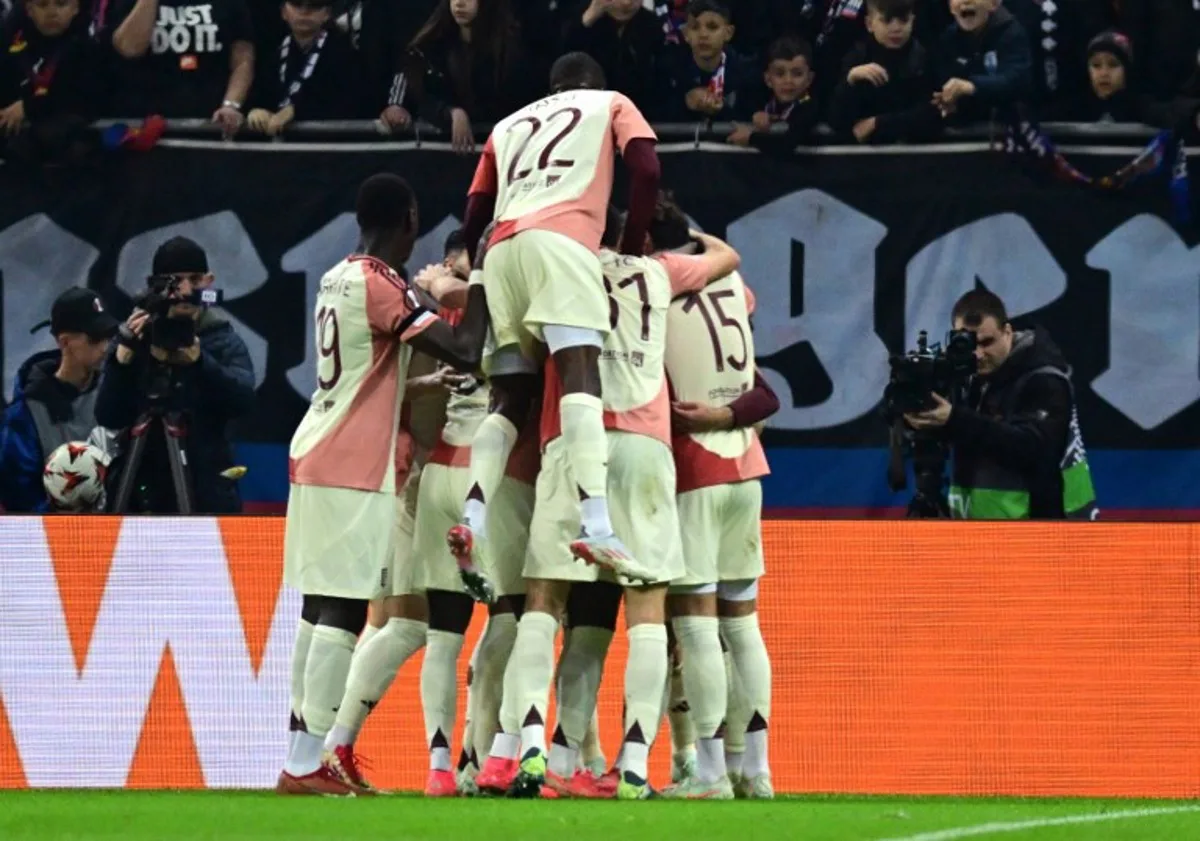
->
[283,213,358,401]
[116,212,269,389]
[905,213,1066,345]
[152,5,221,55]
[1087,215,1200,430]
[729,190,890,430]
[0,215,99,400]
[0,519,299,787]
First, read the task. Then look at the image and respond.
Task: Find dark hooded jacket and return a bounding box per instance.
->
[94,308,254,514]
[945,327,1076,519]
[0,349,102,512]
[937,5,1033,124]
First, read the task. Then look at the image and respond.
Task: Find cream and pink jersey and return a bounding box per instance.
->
[665,272,769,493]
[425,308,540,484]
[468,89,656,254]
[541,250,713,447]
[288,255,438,495]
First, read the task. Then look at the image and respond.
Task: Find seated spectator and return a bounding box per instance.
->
[0,0,102,160]
[934,0,1032,125]
[829,0,941,143]
[405,0,539,153]
[246,0,363,135]
[657,0,757,122]
[103,0,255,134]
[564,0,660,111]
[1048,30,1200,132]
[727,35,817,152]
[0,288,117,513]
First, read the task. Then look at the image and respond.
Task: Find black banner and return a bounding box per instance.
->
[3,142,1198,509]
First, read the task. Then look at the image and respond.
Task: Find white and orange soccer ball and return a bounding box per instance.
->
[43,441,109,511]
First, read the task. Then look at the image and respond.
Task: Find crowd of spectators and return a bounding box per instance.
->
[4,0,1200,158]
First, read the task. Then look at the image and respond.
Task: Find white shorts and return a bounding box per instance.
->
[525,431,684,585]
[483,229,609,367]
[283,483,395,600]
[389,466,424,597]
[413,463,532,597]
[674,480,765,586]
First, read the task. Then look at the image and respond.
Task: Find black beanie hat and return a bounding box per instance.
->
[1087,30,1133,70]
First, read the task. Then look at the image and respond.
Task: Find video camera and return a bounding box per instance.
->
[883,329,978,518]
[883,329,977,418]
[128,276,224,351]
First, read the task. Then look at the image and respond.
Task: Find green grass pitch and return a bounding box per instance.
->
[2,792,1198,840]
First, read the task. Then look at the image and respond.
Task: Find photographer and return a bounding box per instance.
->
[95,236,255,513]
[904,290,1096,520]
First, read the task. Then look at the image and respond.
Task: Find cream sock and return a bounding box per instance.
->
[580,707,605,772]
[300,625,357,739]
[672,615,726,781]
[325,617,427,749]
[724,648,749,775]
[421,629,465,770]
[621,623,668,780]
[462,414,518,539]
[289,619,314,725]
[500,611,558,757]
[555,626,613,747]
[356,623,381,652]
[472,612,518,763]
[721,614,771,778]
[558,393,612,537]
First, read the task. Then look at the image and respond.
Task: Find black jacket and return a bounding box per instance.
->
[405,31,541,126]
[95,309,255,514]
[0,13,101,121]
[1046,86,1200,134]
[655,45,759,121]
[562,8,661,112]
[1120,0,1200,97]
[829,38,942,143]
[937,6,1033,124]
[946,327,1073,519]
[251,27,365,118]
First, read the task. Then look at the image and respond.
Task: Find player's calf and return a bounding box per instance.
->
[719,581,772,797]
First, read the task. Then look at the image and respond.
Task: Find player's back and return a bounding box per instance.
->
[665,270,768,490]
[599,250,674,418]
[487,89,648,252]
[289,255,425,495]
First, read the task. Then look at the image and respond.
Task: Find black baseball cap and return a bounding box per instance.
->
[151,236,209,278]
[30,287,119,339]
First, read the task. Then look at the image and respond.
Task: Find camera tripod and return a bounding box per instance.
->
[110,408,195,514]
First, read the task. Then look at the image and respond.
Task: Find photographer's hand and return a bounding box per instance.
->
[116,310,150,365]
[904,392,953,429]
[171,340,202,366]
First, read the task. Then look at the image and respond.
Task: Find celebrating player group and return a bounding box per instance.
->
[277,51,779,802]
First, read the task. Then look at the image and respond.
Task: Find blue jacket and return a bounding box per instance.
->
[937,6,1033,124]
[0,350,102,512]
[94,309,255,513]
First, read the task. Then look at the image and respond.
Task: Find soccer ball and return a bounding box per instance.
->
[43,441,109,511]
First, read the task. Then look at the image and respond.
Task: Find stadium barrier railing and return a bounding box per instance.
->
[89,118,1161,145]
[1,516,1196,796]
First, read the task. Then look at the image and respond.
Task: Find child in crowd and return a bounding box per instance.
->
[0,0,103,160]
[1048,30,1199,132]
[657,0,757,121]
[247,0,364,136]
[935,0,1032,124]
[829,0,941,143]
[728,35,817,152]
[564,0,661,111]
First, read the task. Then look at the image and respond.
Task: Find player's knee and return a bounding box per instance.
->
[492,594,524,618]
[427,590,475,634]
[566,581,621,631]
[490,372,538,428]
[317,596,369,635]
[667,584,718,618]
[717,579,759,610]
